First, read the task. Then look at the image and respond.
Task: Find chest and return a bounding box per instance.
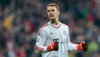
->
[46,27,68,42]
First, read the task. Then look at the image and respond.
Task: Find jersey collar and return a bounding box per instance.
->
[48,21,61,29]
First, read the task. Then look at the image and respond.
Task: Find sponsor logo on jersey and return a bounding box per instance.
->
[53,39,59,42]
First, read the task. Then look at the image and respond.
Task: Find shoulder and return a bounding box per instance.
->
[61,23,69,29]
[38,23,49,36]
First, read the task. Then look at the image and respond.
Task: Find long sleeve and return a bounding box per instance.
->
[35,28,47,53]
[67,27,78,50]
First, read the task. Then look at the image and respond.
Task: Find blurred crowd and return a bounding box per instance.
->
[0,0,100,57]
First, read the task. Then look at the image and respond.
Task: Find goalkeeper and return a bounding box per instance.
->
[35,3,88,57]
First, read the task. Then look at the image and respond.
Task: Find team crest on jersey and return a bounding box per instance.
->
[63,30,66,35]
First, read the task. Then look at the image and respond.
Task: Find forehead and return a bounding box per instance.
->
[47,6,57,10]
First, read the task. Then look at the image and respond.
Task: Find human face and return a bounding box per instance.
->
[47,6,60,20]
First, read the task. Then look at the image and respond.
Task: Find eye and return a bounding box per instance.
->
[48,10,50,12]
[52,10,55,12]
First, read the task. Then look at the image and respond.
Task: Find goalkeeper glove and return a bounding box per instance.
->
[77,41,88,51]
[47,41,58,52]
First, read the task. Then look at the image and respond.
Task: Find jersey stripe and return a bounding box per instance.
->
[38,24,48,36]
[62,23,73,29]
[50,24,61,29]
[62,23,68,26]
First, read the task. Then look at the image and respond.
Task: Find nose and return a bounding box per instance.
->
[49,10,53,14]
[49,11,53,14]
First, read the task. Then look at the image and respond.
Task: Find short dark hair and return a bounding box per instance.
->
[47,3,59,10]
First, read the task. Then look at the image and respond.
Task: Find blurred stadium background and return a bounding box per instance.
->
[0,0,100,57]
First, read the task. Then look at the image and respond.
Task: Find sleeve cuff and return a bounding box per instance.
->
[44,47,47,52]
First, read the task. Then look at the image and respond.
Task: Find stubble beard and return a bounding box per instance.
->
[50,18,56,24]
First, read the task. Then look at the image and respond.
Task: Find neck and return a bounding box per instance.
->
[50,18,59,25]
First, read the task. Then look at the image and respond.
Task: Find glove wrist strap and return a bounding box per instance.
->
[77,45,80,50]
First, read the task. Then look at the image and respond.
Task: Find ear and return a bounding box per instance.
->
[58,10,60,15]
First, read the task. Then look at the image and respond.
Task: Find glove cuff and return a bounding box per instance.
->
[77,45,80,50]
[47,45,52,52]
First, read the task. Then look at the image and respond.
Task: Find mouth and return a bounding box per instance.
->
[50,15,54,17]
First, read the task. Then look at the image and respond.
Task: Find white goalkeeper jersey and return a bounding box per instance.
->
[36,21,78,57]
